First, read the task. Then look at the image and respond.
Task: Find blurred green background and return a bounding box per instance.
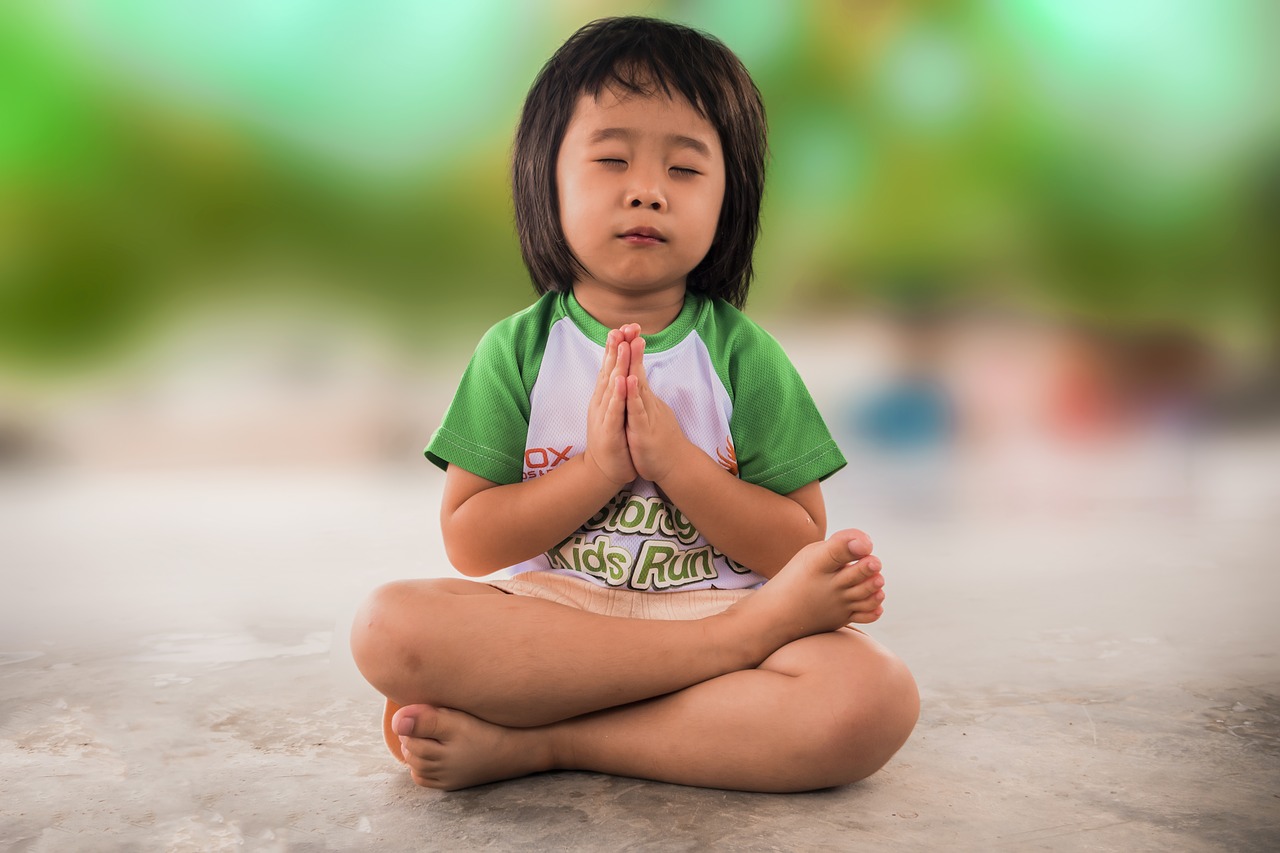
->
[2,0,1277,390]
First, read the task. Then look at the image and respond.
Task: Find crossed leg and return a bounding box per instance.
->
[350,529,919,791]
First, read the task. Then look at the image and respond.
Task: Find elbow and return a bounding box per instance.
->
[441,532,501,578]
[440,506,496,577]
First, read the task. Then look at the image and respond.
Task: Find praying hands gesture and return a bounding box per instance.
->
[583,324,690,488]
[579,322,832,578]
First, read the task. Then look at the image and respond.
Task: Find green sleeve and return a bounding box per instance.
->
[424,298,555,484]
[718,305,846,495]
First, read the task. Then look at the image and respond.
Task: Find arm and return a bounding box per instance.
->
[654,453,827,578]
[440,458,620,576]
[441,328,639,576]
[623,336,827,577]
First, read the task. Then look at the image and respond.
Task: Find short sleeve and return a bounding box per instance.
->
[723,313,846,495]
[425,298,557,483]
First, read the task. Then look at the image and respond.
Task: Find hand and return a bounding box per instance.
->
[624,334,691,483]
[582,328,637,486]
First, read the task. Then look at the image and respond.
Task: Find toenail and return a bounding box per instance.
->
[395,715,414,736]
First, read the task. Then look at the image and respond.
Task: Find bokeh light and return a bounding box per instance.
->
[1,0,1277,493]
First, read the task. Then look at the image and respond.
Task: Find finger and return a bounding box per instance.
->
[620,323,641,342]
[625,374,645,422]
[629,336,647,384]
[614,335,631,382]
[607,374,628,425]
[601,329,618,369]
[597,373,627,442]
[594,330,619,404]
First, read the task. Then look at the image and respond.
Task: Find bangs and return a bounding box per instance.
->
[512,17,767,309]
[582,57,710,120]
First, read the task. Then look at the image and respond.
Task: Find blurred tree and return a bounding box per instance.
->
[1,0,1276,379]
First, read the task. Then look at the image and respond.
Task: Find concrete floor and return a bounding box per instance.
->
[3,433,1279,851]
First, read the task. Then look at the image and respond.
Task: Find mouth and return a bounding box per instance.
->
[619,227,666,244]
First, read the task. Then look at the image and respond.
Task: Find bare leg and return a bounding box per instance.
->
[351,530,884,727]
[393,628,919,792]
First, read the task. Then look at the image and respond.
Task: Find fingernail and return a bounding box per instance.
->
[394,715,414,736]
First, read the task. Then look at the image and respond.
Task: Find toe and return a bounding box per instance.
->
[382,700,407,763]
[840,556,882,587]
[824,529,873,567]
[849,606,884,624]
[393,703,445,741]
[850,589,886,611]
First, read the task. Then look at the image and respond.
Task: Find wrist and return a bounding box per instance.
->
[581,448,634,491]
[647,435,701,488]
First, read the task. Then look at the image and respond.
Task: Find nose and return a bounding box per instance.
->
[626,170,665,211]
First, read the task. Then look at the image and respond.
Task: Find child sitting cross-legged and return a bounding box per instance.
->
[350,16,919,792]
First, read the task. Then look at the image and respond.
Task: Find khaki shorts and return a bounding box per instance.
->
[487,571,755,620]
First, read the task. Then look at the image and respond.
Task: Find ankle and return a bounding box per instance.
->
[543,723,576,772]
[704,608,776,670]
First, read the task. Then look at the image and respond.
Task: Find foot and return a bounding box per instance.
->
[390,703,554,791]
[723,529,885,656]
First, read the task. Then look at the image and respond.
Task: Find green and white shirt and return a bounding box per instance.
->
[426,290,846,591]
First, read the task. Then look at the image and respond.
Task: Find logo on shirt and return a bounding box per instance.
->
[546,489,751,590]
[716,436,738,476]
[523,445,573,480]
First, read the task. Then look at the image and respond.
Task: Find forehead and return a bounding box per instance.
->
[563,88,721,154]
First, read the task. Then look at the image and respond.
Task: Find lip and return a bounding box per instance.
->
[619,226,666,243]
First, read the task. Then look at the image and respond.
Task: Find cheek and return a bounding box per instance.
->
[554,176,577,237]
[557,200,583,246]
[556,173,591,230]
[710,180,727,221]
[699,188,726,243]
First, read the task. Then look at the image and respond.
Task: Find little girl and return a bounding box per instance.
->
[350,16,918,792]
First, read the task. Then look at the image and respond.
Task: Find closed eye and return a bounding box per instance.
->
[670,167,700,177]
[597,158,627,168]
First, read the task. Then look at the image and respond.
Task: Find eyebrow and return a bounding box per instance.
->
[587,127,713,159]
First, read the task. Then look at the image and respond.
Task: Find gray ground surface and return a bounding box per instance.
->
[3,433,1279,851]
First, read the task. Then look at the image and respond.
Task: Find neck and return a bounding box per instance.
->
[571,281,687,334]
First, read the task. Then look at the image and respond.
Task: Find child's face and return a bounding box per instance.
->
[556,87,725,299]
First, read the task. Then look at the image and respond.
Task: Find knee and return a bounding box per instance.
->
[873,655,921,754]
[816,654,920,786]
[349,580,428,696]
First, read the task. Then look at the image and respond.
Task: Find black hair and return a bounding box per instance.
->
[512,16,767,309]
